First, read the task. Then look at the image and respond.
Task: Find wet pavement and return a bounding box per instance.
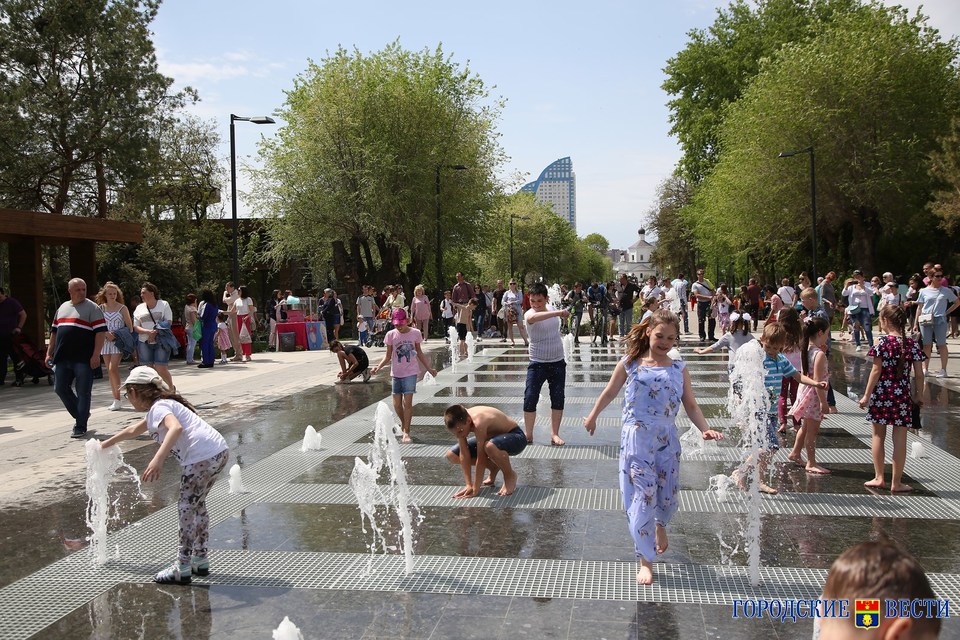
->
[1,336,960,639]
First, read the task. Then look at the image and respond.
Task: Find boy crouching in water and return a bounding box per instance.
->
[444,404,527,497]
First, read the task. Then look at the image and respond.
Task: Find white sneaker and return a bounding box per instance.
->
[108,399,121,411]
[935,369,947,378]
[855,346,862,352]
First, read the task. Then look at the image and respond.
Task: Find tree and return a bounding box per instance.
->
[256,42,504,299]
[687,5,960,276]
[583,233,610,255]
[647,175,697,278]
[662,0,861,183]
[0,0,190,216]
[930,117,960,234]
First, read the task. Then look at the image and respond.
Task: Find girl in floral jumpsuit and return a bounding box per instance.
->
[584,310,723,584]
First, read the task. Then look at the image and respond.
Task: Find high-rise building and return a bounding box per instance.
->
[519,157,577,230]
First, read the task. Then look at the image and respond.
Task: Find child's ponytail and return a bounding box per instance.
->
[799,316,830,376]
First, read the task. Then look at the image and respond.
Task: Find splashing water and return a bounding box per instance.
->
[272,616,304,640]
[580,343,592,363]
[911,441,927,459]
[228,464,247,493]
[422,371,439,386]
[722,340,770,586]
[301,425,322,452]
[447,325,459,371]
[464,331,475,363]
[562,333,575,363]
[547,283,563,308]
[84,440,141,565]
[349,402,422,574]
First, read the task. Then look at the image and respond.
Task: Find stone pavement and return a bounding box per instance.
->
[0,336,959,639]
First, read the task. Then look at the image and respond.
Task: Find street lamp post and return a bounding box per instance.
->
[230,113,275,285]
[434,164,469,289]
[778,146,818,282]
[509,214,531,280]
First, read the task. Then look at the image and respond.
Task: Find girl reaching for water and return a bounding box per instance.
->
[583,310,723,586]
[100,366,229,584]
[787,316,832,474]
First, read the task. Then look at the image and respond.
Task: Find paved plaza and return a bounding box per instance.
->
[1,336,960,639]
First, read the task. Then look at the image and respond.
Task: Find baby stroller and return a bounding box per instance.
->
[12,332,54,386]
[370,318,390,348]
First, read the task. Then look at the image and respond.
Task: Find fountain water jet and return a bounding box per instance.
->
[349,402,422,574]
[447,326,459,371]
[300,425,322,452]
[272,616,304,640]
[562,333,575,363]
[464,331,475,363]
[228,464,247,493]
[84,440,142,565]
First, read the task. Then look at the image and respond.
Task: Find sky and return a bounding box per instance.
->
[150,0,960,249]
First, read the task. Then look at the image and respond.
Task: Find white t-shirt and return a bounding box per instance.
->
[525,306,564,363]
[640,285,663,301]
[133,299,173,331]
[146,399,228,466]
[776,286,796,307]
[235,297,254,315]
[671,278,689,300]
[664,288,681,313]
[441,299,454,319]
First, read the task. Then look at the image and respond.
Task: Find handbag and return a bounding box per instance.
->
[239,321,252,344]
[191,321,202,341]
[918,313,933,325]
[847,304,861,314]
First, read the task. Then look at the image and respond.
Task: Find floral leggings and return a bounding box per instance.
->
[178,450,229,565]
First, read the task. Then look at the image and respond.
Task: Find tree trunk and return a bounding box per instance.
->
[94,150,108,218]
[848,207,880,274]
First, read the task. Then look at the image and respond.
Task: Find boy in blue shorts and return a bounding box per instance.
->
[740,322,826,494]
[445,404,527,497]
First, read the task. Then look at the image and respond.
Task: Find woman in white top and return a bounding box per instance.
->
[183,294,199,365]
[133,282,175,390]
[96,282,134,411]
[841,270,875,351]
[912,271,960,377]
[235,286,256,361]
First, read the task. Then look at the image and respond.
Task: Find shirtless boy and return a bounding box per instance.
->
[444,404,527,497]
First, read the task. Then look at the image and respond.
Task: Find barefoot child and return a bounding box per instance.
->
[216,313,231,363]
[787,316,832,474]
[859,305,926,492]
[693,311,754,372]
[776,308,803,433]
[583,310,724,585]
[370,308,438,443]
[330,340,370,383]
[523,282,570,446]
[444,404,527,497]
[100,366,229,584]
[746,322,827,495]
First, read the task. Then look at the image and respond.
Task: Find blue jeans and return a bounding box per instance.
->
[55,360,94,431]
[851,308,873,347]
[473,308,485,335]
[618,306,634,337]
[523,360,566,412]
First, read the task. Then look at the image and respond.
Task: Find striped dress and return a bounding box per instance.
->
[100,308,125,356]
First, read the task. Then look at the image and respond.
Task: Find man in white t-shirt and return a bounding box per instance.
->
[776,278,797,308]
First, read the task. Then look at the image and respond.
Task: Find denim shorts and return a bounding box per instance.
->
[919,317,948,346]
[392,374,417,395]
[450,426,528,459]
[137,340,171,366]
[522,360,566,412]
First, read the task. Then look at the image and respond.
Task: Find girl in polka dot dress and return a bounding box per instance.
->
[858,305,926,493]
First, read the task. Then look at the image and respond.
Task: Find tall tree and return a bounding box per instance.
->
[256,42,504,297]
[662,0,860,183]
[0,0,187,216]
[647,174,697,277]
[688,4,960,275]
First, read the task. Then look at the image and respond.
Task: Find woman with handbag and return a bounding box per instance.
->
[133,282,175,389]
[913,270,960,378]
[841,270,876,352]
[96,282,134,410]
[235,286,256,362]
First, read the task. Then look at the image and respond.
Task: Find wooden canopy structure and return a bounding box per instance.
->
[0,208,143,344]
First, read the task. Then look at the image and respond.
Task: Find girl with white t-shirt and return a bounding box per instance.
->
[235,286,256,361]
[370,308,439,443]
[100,366,229,585]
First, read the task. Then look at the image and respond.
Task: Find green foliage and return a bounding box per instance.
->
[0,0,190,216]
[255,42,504,295]
[647,174,698,277]
[582,233,610,255]
[689,4,960,276]
[663,0,861,183]
[930,117,960,234]
[472,193,612,286]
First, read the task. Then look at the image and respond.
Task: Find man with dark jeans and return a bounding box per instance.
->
[0,287,26,386]
[691,269,715,343]
[616,274,639,338]
[745,278,762,331]
[46,278,106,438]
